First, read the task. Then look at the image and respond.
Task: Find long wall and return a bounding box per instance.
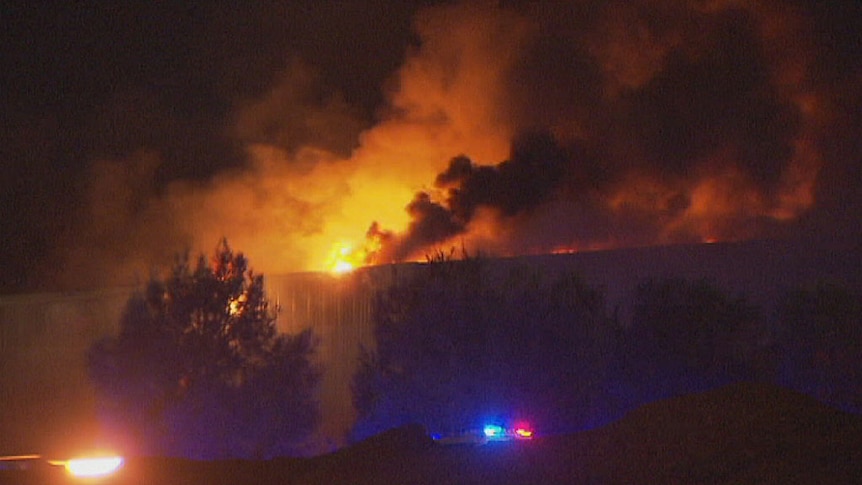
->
[264,269,385,450]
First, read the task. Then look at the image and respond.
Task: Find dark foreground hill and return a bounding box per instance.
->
[114,382,861,484]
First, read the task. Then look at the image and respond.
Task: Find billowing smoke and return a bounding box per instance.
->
[372,131,573,261]
[8,0,857,291]
[367,0,847,262]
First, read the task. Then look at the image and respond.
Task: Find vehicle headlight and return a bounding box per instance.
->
[50,455,124,478]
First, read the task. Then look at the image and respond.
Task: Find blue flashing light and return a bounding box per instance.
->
[483,424,505,439]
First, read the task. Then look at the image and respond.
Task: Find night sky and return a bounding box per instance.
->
[2,1,860,293]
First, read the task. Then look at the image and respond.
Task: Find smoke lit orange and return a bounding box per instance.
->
[53,0,831,290]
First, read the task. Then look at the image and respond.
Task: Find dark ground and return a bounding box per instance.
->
[108,382,861,484]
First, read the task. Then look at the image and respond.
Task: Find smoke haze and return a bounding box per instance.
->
[2,0,859,291]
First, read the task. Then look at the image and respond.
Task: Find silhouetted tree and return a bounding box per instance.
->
[351,258,614,440]
[777,282,862,412]
[88,240,319,458]
[625,278,761,398]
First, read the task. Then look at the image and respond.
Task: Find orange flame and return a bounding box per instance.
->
[324,235,383,274]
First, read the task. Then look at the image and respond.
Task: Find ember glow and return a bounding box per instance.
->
[9,1,856,291]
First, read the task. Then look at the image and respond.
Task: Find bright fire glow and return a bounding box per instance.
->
[326,242,359,274]
[324,237,383,274]
[64,456,124,478]
[228,293,246,315]
[332,260,355,274]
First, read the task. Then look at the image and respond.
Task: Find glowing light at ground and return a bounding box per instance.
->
[53,456,124,478]
[67,457,124,478]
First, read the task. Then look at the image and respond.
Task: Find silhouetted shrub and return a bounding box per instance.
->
[88,240,320,458]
